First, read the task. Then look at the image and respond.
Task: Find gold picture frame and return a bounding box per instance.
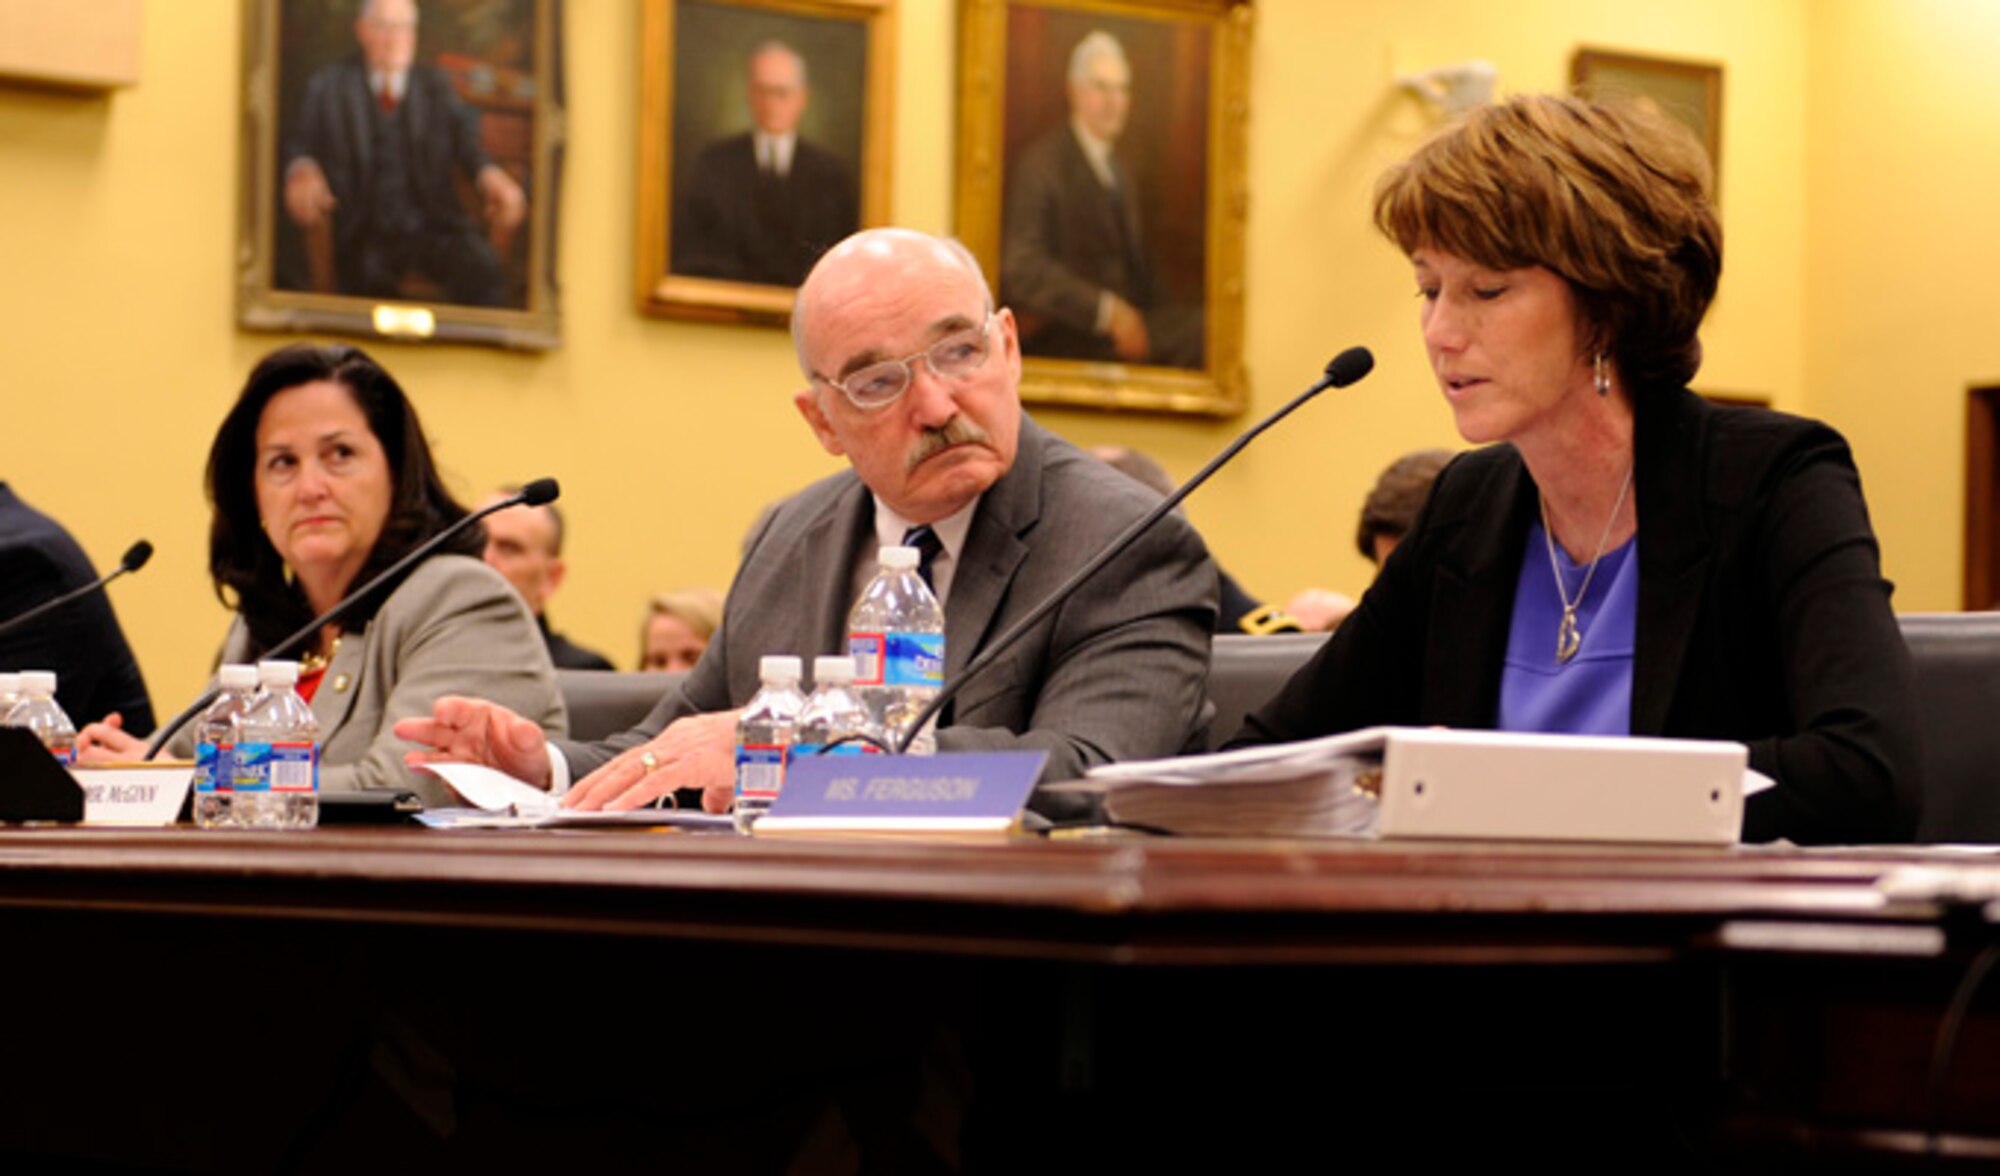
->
[237,0,565,351]
[636,0,895,325]
[1572,47,1723,188]
[955,0,1251,417]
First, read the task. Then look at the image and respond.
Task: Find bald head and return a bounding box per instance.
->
[791,228,994,375]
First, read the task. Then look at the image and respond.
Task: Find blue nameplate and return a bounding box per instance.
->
[756,751,1048,836]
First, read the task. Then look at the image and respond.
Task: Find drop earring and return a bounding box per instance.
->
[1594,353,1611,397]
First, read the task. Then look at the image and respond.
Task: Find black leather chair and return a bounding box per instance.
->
[1901,612,2000,843]
[555,669,681,743]
[1204,633,1327,750]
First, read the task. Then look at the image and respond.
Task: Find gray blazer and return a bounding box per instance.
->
[558,416,1218,786]
[189,554,566,806]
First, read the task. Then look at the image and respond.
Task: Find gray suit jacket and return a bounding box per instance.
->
[193,554,566,806]
[558,416,1218,789]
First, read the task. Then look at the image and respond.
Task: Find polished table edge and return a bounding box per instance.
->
[0,826,1987,965]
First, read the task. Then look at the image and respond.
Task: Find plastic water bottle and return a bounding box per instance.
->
[791,655,879,763]
[235,660,319,830]
[0,673,22,723]
[732,655,807,833]
[847,545,945,755]
[10,671,76,765]
[191,664,259,830]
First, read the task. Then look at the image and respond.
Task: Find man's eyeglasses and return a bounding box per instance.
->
[818,314,995,410]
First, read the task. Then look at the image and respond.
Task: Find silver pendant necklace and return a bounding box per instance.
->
[1539,463,1634,665]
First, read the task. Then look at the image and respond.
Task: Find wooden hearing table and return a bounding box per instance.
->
[0,826,1992,1171]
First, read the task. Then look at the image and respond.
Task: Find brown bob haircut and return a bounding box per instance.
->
[1373,93,1721,393]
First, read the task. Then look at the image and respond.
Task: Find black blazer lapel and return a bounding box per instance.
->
[1631,388,1713,735]
[1425,452,1535,727]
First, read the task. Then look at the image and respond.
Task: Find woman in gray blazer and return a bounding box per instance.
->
[78,344,564,804]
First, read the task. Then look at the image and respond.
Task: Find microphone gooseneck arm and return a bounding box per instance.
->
[890,348,1376,754]
[0,539,155,642]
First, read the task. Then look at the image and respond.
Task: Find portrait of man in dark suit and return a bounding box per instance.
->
[671,38,860,287]
[275,0,532,308]
[1000,19,1209,370]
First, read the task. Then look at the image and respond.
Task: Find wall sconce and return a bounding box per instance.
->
[1398,60,1498,115]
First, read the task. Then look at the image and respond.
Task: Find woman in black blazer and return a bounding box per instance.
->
[1236,95,1919,845]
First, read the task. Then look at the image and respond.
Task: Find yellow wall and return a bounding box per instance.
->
[1806,0,2000,612]
[2,0,1945,718]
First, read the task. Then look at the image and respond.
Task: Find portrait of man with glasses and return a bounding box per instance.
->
[398,228,1218,820]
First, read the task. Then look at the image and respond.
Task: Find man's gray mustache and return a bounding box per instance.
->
[906,419,991,472]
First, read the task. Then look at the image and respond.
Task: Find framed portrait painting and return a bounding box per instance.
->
[956,0,1251,416]
[1572,47,1723,189]
[636,0,895,325]
[237,0,565,350]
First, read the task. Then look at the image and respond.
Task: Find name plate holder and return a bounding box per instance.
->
[0,726,84,822]
[755,751,1048,838]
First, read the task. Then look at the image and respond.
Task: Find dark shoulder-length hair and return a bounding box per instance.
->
[207,343,482,654]
[1373,93,1721,394]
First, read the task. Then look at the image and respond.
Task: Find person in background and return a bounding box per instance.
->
[1286,447,1456,632]
[479,488,615,671]
[0,483,154,735]
[639,588,723,673]
[1089,444,1300,635]
[1234,94,1921,845]
[75,343,564,805]
[397,227,1217,815]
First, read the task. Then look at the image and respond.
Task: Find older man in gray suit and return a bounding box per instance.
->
[399,227,1216,813]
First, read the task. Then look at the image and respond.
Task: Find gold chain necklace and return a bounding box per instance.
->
[1539,465,1634,665]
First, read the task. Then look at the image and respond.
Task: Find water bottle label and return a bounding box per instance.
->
[193,741,234,794]
[883,632,945,688]
[848,633,885,686]
[236,741,316,793]
[735,743,786,804]
[233,742,274,792]
[268,741,318,793]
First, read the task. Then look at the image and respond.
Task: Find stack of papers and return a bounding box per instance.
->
[414,762,734,831]
[1070,730,1388,836]
[1072,727,1758,844]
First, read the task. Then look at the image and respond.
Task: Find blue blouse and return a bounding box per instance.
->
[1498,521,1638,736]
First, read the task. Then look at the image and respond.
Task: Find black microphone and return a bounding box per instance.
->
[891,347,1375,753]
[0,539,155,641]
[143,479,562,758]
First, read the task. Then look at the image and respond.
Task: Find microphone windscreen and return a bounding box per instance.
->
[1323,347,1376,389]
[519,478,561,506]
[121,540,154,573]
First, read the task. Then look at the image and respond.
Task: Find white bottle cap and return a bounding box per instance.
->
[759,654,803,684]
[812,654,857,685]
[18,670,55,695]
[218,664,258,690]
[257,659,301,687]
[878,545,920,571]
